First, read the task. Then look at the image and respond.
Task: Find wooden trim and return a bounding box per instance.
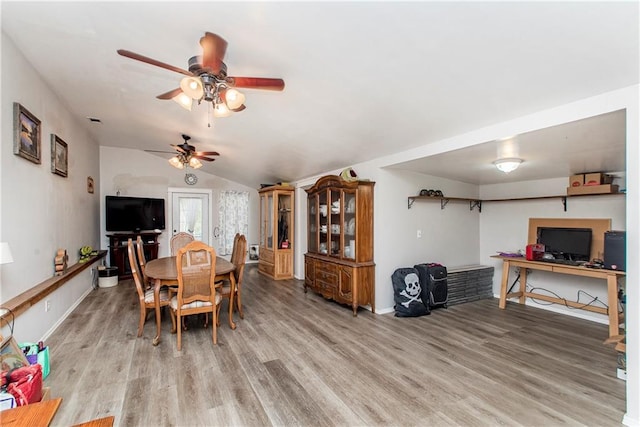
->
[0,250,107,320]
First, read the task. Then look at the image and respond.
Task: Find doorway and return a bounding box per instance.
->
[168,189,213,245]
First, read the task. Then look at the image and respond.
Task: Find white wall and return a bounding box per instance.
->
[1,33,101,341]
[99,146,259,258]
[293,84,639,425]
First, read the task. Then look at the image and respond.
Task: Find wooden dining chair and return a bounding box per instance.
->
[171,241,221,350]
[127,238,173,337]
[135,235,152,289]
[217,233,247,325]
[170,232,195,256]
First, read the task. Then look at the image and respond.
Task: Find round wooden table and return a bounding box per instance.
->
[145,256,237,346]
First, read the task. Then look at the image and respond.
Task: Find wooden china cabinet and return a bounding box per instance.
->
[258,185,294,280]
[304,175,375,315]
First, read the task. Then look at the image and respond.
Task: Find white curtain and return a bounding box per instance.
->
[217,191,249,255]
[180,198,200,236]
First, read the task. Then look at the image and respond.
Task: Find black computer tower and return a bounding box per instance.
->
[604,231,626,271]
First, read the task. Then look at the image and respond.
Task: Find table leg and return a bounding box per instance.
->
[228,274,237,330]
[499,261,510,309]
[519,268,528,305]
[607,275,620,338]
[152,278,162,346]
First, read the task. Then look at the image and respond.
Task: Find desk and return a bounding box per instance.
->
[0,398,62,427]
[493,255,625,338]
[145,256,236,346]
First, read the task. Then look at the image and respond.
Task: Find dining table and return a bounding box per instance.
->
[145,255,237,346]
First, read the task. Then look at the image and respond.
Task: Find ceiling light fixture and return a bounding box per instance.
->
[175,71,246,117]
[493,158,523,173]
[168,153,203,170]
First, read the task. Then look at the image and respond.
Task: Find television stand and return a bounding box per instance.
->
[107,231,160,279]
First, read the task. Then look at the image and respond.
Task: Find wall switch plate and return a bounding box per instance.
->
[45,300,51,312]
[417,229,422,238]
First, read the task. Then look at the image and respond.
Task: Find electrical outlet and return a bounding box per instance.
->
[45,300,51,312]
[417,229,422,239]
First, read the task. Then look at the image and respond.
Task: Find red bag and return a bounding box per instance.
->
[1,364,43,406]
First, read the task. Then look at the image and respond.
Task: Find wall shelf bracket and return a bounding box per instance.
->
[561,196,567,211]
[470,200,482,212]
[408,197,415,209]
[440,198,450,209]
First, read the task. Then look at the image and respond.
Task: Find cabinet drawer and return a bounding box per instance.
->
[258,261,275,277]
[315,261,338,276]
[316,270,338,286]
[260,248,274,264]
[316,279,337,296]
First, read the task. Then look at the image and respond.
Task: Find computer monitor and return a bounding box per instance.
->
[537,227,592,262]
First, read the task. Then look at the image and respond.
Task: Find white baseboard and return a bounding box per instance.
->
[40,286,94,342]
[492,293,608,325]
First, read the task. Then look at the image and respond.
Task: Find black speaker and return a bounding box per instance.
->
[604,231,626,271]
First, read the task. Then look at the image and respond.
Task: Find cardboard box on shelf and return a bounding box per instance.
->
[566,184,619,195]
[569,174,584,187]
[584,172,613,186]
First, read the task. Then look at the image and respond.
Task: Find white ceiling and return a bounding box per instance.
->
[2,2,637,189]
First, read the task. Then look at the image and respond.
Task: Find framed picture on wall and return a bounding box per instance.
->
[51,134,68,177]
[13,102,41,164]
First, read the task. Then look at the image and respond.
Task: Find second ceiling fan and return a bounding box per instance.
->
[145,134,218,170]
[118,32,285,117]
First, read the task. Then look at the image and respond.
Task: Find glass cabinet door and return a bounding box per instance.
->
[343,190,356,260]
[277,192,292,249]
[329,189,341,256]
[259,194,266,247]
[266,193,274,250]
[308,195,318,253]
[318,190,328,255]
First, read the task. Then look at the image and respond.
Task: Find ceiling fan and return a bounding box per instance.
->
[117,32,285,118]
[145,134,219,170]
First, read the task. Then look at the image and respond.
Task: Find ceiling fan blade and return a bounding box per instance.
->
[195,151,220,156]
[200,32,228,74]
[194,155,216,162]
[170,144,188,154]
[227,77,285,91]
[157,88,183,100]
[117,49,193,77]
[231,104,246,113]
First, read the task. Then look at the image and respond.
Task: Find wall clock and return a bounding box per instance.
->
[185,173,198,185]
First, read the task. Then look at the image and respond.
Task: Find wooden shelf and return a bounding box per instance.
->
[407,191,625,212]
[0,250,107,319]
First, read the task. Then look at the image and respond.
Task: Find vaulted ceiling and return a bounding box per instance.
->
[2,2,637,188]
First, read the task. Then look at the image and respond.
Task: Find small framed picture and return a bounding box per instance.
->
[0,336,29,371]
[87,176,95,194]
[13,103,41,164]
[51,134,68,177]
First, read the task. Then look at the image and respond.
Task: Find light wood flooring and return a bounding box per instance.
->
[44,264,626,426]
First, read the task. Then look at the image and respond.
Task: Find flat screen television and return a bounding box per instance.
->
[536,227,592,261]
[105,196,165,232]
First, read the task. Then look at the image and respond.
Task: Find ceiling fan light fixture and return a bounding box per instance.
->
[189,157,203,169]
[494,158,523,173]
[169,156,185,169]
[213,102,232,118]
[223,88,245,110]
[172,92,193,111]
[180,76,204,99]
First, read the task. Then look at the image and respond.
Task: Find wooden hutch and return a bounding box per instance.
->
[304,175,375,315]
[258,185,294,279]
